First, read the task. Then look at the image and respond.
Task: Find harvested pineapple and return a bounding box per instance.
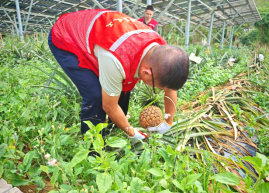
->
[139,106,162,128]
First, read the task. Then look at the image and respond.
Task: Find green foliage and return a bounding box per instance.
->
[0,33,268,193]
[255,3,269,45]
[240,2,269,46]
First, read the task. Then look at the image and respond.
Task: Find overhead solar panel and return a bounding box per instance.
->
[0,0,261,34]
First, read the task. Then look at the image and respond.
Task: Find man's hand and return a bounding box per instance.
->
[148,121,172,134]
[129,127,147,140]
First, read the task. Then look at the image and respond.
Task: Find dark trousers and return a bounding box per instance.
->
[48,32,130,136]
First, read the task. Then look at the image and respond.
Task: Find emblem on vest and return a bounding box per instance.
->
[106,17,136,27]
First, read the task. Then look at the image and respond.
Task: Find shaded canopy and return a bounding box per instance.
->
[0,0,261,33]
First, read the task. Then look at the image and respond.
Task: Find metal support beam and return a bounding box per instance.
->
[147,0,152,5]
[15,0,24,40]
[229,26,234,49]
[220,21,226,49]
[3,8,19,32]
[24,0,34,32]
[191,0,224,34]
[11,25,15,37]
[3,7,55,18]
[166,26,175,39]
[117,0,122,12]
[226,22,245,40]
[122,3,139,19]
[129,0,142,17]
[212,28,223,41]
[173,23,185,35]
[157,0,175,21]
[185,0,191,50]
[91,0,105,9]
[14,15,19,36]
[207,12,214,47]
[196,29,207,39]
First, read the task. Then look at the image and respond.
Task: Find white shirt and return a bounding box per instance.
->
[94,42,159,96]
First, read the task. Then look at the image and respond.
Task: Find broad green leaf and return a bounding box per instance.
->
[159,148,173,166]
[172,179,184,191]
[40,165,49,174]
[11,179,30,186]
[148,168,163,177]
[66,191,78,193]
[241,156,262,168]
[158,190,172,193]
[139,149,150,168]
[184,174,202,187]
[60,184,72,191]
[0,161,3,178]
[210,172,240,186]
[95,123,108,134]
[256,153,268,167]
[33,176,45,188]
[194,181,204,193]
[256,182,269,193]
[70,149,89,168]
[51,167,59,185]
[115,174,123,189]
[0,143,7,157]
[107,137,127,148]
[22,151,35,172]
[96,173,113,193]
[142,186,151,192]
[130,177,143,193]
[60,135,72,145]
[159,179,168,189]
[84,121,95,131]
[47,190,59,193]
[93,134,104,153]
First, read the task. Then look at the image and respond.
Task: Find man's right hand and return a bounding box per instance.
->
[129,127,147,140]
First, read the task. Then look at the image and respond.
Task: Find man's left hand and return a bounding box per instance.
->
[148,121,172,134]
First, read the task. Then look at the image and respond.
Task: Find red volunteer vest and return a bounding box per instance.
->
[138,17,158,30]
[52,9,166,91]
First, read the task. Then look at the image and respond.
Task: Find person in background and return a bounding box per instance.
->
[138,5,158,32]
[48,9,189,140]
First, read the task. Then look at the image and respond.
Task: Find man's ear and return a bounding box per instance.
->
[141,65,152,76]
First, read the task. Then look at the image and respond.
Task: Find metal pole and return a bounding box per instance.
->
[229,26,234,50]
[14,15,19,36]
[185,0,191,50]
[15,0,24,40]
[117,0,122,12]
[166,26,175,39]
[24,0,34,32]
[11,25,15,37]
[220,21,226,49]
[147,0,152,5]
[207,12,214,48]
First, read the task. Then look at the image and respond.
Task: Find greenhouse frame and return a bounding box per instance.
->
[0,0,261,48]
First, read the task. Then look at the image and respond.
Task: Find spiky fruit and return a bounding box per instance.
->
[139,106,162,128]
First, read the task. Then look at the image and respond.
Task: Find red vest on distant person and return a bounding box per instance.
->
[51,9,166,91]
[138,17,158,30]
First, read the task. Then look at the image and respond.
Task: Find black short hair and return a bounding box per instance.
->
[149,45,189,90]
[146,5,154,11]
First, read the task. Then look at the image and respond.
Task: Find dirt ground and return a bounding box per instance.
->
[18,180,54,193]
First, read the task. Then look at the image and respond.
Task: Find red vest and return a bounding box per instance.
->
[138,17,158,30]
[52,9,166,91]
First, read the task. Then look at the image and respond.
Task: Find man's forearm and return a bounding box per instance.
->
[164,89,177,124]
[105,105,134,136]
[102,89,135,136]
